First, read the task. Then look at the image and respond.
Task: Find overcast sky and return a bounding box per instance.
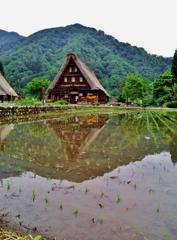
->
[0,0,176,57]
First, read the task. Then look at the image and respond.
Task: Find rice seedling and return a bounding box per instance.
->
[142,163,146,168]
[33,170,37,178]
[59,200,63,209]
[98,215,104,224]
[45,194,49,203]
[71,182,76,189]
[72,205,78,215]
[6,180,11,190]
[148,187,155,193]
[46,175,50,180]
[19,187,22,193]
[117,193,121,202]
[85,186,90,193]
[7,163,11,169]
[105,174,109,180]
[96,161,100,167]
[32,189,35,200]
[85,159,90,165]
[45,162,50,167]
[55,163,60,169]
[132,228,138,237]
[107,163,111,169]
[159,174,163,181]
[101,190,104,197]
[117,166,121,172]
[157,202,160,212]
[134,182,137,189]
[165,231,170,240]
[66,166,71,172]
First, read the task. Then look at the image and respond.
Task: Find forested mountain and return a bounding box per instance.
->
[0,24,172,96]
[0,30,25,56]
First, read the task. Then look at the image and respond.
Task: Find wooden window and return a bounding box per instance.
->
[79,93,83,96]
[72,77,75,82]
[87,93,93,96]
[64,94,68,98]
[69,67,72,72]
[80,77,83,82]
[74,67,77,72]
[64,77,67,82]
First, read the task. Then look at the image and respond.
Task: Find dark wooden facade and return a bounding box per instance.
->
[46,53,109,104]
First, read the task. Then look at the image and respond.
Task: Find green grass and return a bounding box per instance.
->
[15,99,42,106]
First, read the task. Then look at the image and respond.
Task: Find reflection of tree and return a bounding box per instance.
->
[169,134,177,164]
[83,110,177,166]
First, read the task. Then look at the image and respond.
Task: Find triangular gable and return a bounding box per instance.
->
[46,53,109,96]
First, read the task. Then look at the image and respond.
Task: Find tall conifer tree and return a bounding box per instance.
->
[171,49,177,84]
[0,60,5,76]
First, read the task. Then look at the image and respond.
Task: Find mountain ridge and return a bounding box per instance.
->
[0,24,172,96]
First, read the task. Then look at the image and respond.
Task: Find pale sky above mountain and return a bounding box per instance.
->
[0,0,176,57]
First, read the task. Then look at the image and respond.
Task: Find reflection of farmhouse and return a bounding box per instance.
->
[48,115,109,162]
[0,124,14,150]
[46,53,109,104]
[0,73,18,102]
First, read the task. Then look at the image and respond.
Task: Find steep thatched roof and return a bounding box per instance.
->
[0,73,18,97]
[46,53,109,96]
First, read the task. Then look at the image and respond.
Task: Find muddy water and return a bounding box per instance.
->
[0,110,177,239]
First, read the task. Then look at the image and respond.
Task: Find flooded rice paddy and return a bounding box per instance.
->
[0,110,177,240]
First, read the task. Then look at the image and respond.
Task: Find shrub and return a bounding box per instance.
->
[166,101,177,108]
[50,100,69,106]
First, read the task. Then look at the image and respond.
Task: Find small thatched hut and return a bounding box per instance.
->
[0,73,18,102]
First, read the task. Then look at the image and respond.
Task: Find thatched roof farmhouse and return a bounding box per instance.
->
[46,53,109,104]
[0,73,18,102]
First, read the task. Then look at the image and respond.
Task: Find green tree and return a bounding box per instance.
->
[171,49,177,84]
[152,71,173,102]
[122,73,145,104]
[0,60,5,76]
[25,78,50,99]
[117,79,126,102]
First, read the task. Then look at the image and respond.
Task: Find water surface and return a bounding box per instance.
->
[0,110,177,240]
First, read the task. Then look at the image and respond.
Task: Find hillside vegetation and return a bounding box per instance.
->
[0,24,172,96]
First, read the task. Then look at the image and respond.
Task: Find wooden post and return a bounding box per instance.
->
[42,87,45,105]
